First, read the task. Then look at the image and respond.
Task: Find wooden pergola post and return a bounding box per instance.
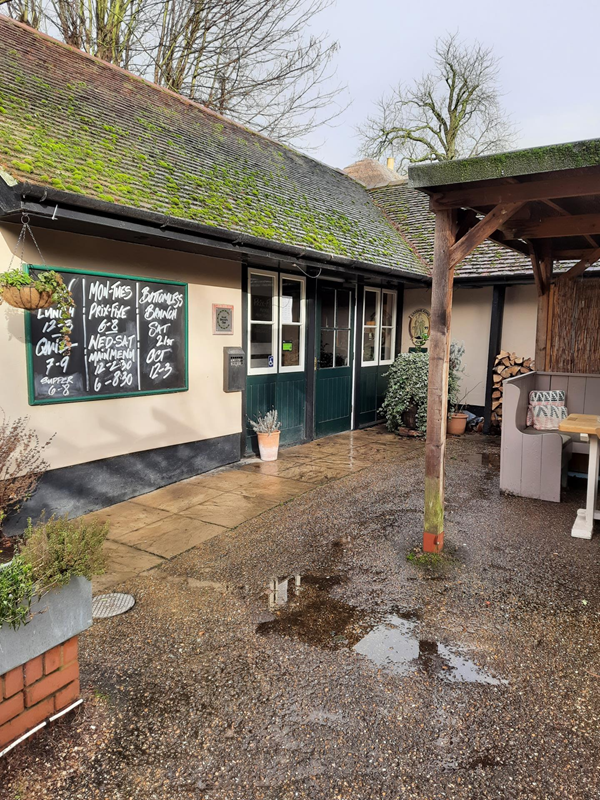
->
[424,209,455,553]
[532,245,554,370]
[423,201,525,553]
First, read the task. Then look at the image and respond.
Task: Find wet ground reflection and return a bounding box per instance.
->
[258,575,506,685]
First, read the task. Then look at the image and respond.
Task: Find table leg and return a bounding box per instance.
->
[572,434,599,539]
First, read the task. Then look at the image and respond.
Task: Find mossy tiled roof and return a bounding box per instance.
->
[408,139,600,188]
[370,183,530,278]
[0,16,428,276]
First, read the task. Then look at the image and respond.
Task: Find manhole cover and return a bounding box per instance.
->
[92,593,135,619]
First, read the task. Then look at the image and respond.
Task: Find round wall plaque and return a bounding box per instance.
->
[408,308,431,348]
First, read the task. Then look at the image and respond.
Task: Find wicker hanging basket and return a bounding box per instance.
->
[1,285,54,310]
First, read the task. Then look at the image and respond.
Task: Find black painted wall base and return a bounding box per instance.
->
[5,432,241,535]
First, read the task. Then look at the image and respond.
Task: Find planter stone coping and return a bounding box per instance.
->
[0,576,92,675]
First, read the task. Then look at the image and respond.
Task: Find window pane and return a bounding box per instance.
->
[364,290,378,326]
[335,330,349,367]
[281,279,301,323]
[281,325,301,368]
[250,324,274,369]
[320,329,334,368]
[251,273,274,322]
[380,327,393,362]
[382,292,395,327]
[320,286,335,329]
[337,290,350,329]
[363,328,376,363]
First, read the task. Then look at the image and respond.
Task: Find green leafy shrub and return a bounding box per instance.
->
[0,555,33,630]
[381,342,465,433]
[20,514,108,594]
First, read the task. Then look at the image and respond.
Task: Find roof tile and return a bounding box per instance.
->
[0,16,427,276]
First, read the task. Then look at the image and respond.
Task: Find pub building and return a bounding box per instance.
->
[0,17,548,525]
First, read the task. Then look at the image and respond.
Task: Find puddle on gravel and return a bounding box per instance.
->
[258,574,505,685]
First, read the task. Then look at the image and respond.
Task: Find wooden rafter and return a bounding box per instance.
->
[542,198,600,250]
[449,202,525,268]
[527,242,546,296]
[555,247,600,284]
[429,170,600,211]
[504,213,600,240]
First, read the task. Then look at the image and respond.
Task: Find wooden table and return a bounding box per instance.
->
[559,414,600,539]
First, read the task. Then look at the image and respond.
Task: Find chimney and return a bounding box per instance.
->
[386,156,395,172]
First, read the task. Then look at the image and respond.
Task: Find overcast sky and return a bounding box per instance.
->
[305,0,600,170]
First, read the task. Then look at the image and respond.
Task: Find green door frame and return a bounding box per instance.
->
[315,280,355,438]
[244,264,311,453]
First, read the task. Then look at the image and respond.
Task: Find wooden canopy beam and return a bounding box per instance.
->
[429,170,600,211]
[505,213,600,240]
[555,247,600,284]
[528,242,546,296]
[535,250,554,370]
[449,202,525,268]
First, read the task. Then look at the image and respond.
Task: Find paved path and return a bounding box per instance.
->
[86,427,422,592]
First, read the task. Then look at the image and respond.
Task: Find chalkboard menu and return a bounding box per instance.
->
[25,267,188,404]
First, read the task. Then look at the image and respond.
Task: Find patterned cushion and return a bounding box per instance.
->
[529,390,566,406]
[528,403,569,430]
[527,390,566,429]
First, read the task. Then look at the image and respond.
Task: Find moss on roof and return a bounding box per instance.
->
[369,183,530,278]
[0,17,428,276]
[408,139,600,189]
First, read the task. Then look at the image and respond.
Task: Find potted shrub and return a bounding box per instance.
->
[381,342,465,435]
[380,351,430,433]
[0,268,75,351]
[249,410,281,461]
[447,407,468,435]
[0,514,108,753]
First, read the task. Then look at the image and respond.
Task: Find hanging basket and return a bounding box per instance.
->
[1,285,54,310]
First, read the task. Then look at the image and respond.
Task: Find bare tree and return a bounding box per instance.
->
[2,0,346,147]
[358,34,516,169]
[1,0,43,28]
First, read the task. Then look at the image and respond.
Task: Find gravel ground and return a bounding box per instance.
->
[2,433,600,800]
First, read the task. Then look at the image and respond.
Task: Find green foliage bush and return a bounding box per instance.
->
[20,514,108,594]
[0,555,33,630]
[381,342,464,434]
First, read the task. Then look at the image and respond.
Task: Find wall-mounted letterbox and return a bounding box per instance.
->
[223,347,246,392]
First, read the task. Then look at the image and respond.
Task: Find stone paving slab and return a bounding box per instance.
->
[129,482,224,513]
[89,427,420,593]
[116,516,227,558]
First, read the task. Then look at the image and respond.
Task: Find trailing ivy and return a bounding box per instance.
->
[380,342,464,434]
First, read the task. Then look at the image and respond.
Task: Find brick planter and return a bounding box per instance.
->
[0,577,92,753]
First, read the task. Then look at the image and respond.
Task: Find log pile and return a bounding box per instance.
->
[491,351,534,429]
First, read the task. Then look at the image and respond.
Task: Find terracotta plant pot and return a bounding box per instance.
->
[447,412,468,436]
[257,431,280,461]
[2,285,54,310]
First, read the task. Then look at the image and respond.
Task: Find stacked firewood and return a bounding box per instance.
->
[490,351,534,429]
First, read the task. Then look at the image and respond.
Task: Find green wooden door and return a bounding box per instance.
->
[245,270,307,454]
[315,283,354,438]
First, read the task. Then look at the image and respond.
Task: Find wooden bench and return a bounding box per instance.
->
[500,371,600,502]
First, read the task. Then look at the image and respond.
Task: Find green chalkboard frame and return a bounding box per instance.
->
[24,264,189,405]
